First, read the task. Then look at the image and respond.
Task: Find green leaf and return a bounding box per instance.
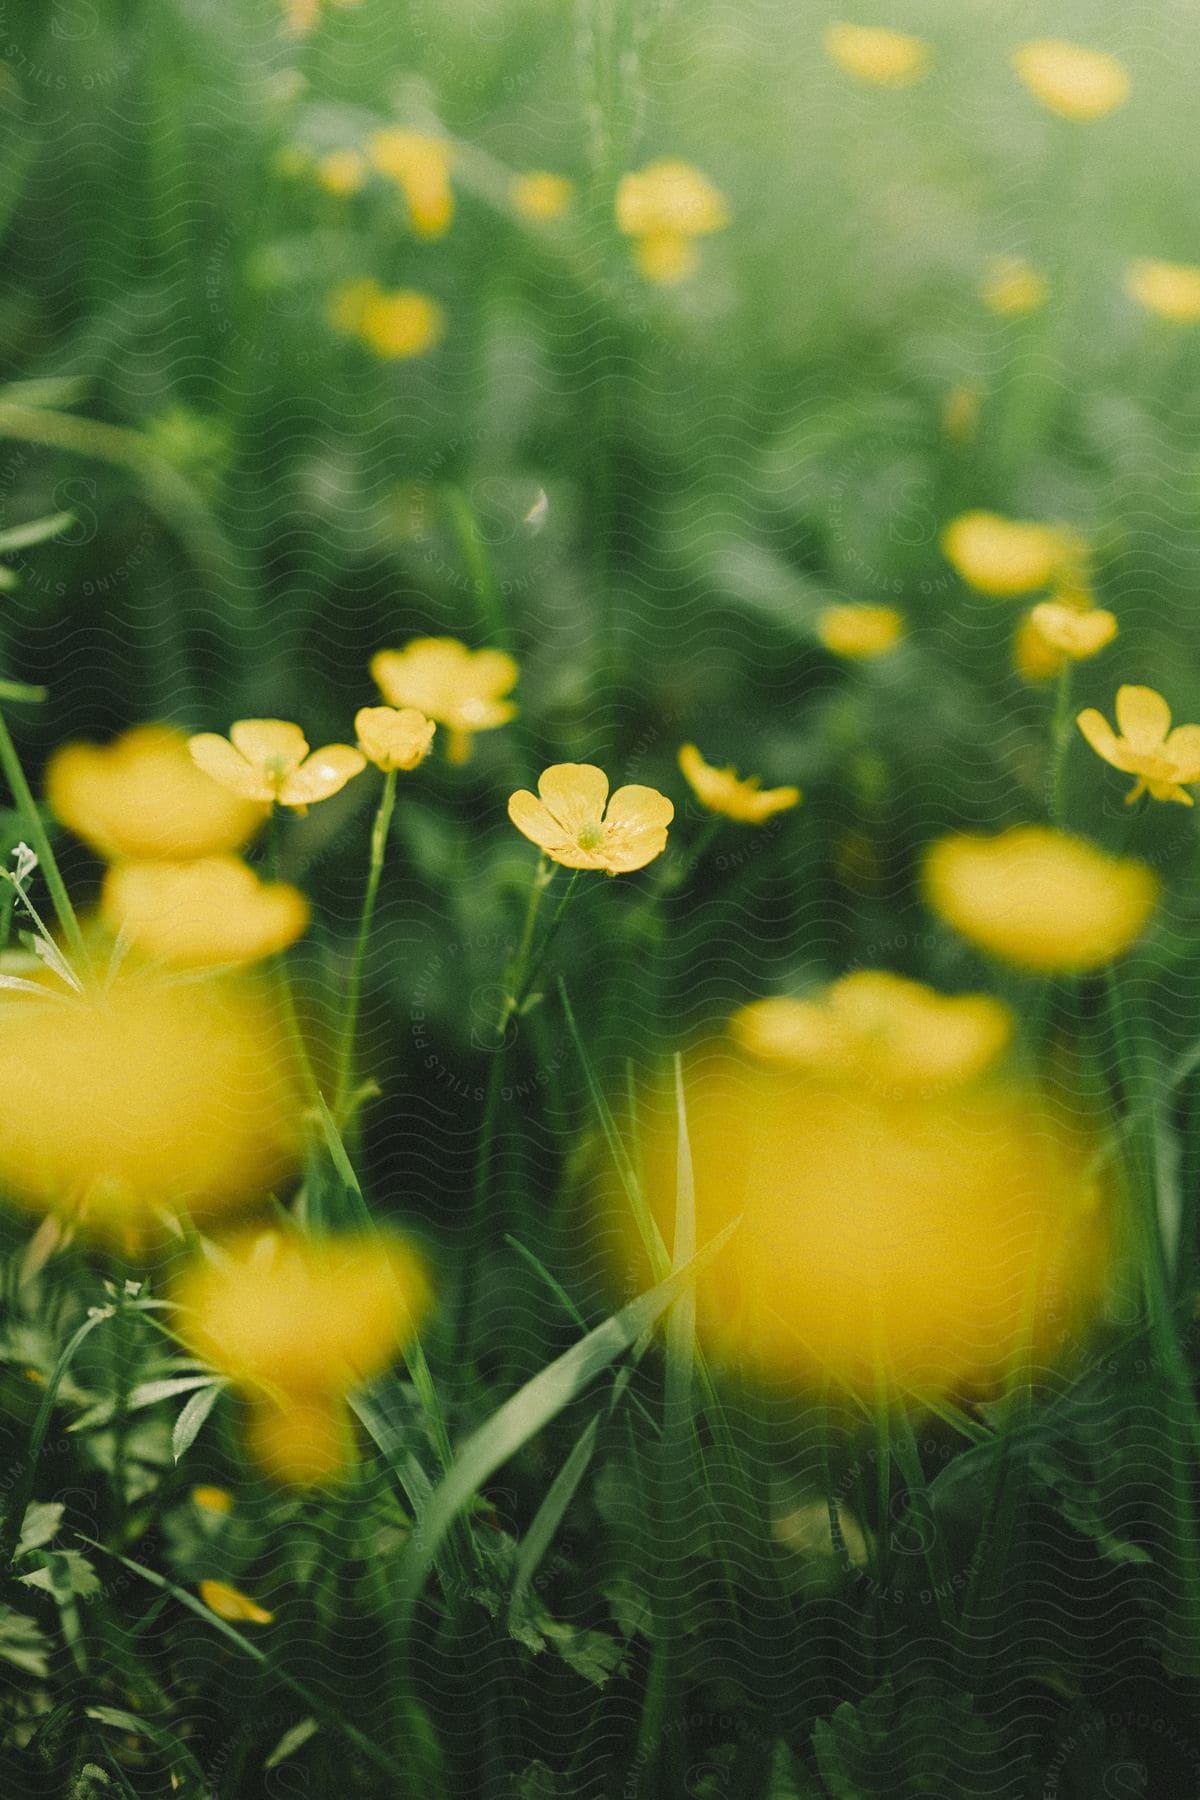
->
[19,1547,102,1601]
[0,510,74,555]
[85,1707,210,1790]
[17,1499,64,1553]
[264,1717,319,1770]
[0,1603,51,1676]
[172,1379,225,1463]
[507,1413,600,1623]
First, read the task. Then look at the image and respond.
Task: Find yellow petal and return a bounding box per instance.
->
[1114,685,1171,753]
[192,1485,234,1515]
[1076,708,1124,769]
[198,1579,273,1624]
[354,705,436,772]
[507,790,581,863]
[188,734,274,803]
[278,744,366,807]
[816,604,904,658]
[536,763,610,836]
[823,23,929,87]
[230,720,310,776]
[1013,40,1129,121]
[1029,603,1116,658]
[101,857,309,968]
[634,231,698,284]
[1125,259,1200,325]
[1164,724,1200,784]
[48,726,266,861]
[600,784,674,873]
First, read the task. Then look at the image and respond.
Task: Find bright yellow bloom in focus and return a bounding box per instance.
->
[198,1580,273,1625]
[358,289,444,360]
[1013,40,1129,121]
[189,720,365,811]
[823,23,930,87]
[512,171,574,222]
[731,972,1012,1096]
[941,511,1079,597]
[980,255,1048,318]
[611,1054,1110,1393]
[923,826,1158,972]
[815,603,904,659]
[101,856,309,968]
[354,705,436,772]
[508,763,673,874]
[1125,259,1200,325]
[1077,685,1200,807]
[192,1486,234,1515]
[368,130,454,237]
[616,159,728,285]
[677,743,800,825]
[315,148,366,196]
[46,724,266,863]
[370,637,518,765]
[0,969,305,1235]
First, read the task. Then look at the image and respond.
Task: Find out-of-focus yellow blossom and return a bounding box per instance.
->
[980,255,1049,318]
[175,1229,430,1484]
[677,743,800,825]
[192,1486,234,1516]
[610,1052,1110,1393]
[1026,601,1117,663]
[731,972,1012,1094]
[198,1580,273,1625]
[1077,684,1200,807]
[358,289,445,360]
[923,825,1158,972]
[370,638,518,765]
[282,0,360,32]
[315,148,366,196]
[1013,40,1129,121]
[1125,259,1200,325]
[823,23,929,87]
[815,603,904,658]
[368,130,455,237]
[941,511,1079,598]
[0,969,305,1236]
[354,705,436,773]
[508,763,673,874]
[511,171,574,222]
[615,159,728,285]
[46,724,266,863]
[1013,578,1099,683]
[101,856,310,968]
[189,720,365,812]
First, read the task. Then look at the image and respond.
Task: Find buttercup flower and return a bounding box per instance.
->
[941,511,1079,597]
[315,148,366,196]
[823,23,929,87]
[198,1580,273,1625]
[192,1486,234,1516]
[1026,601,1117,664]
[1125,259,1200,325]
[101,856,310,968]
[731,972,1012,1094]
[923,825,1158,972]
[370,637,518,764]
[508,763,673,874]
[677,743,800,825]
[355,705,436,772]
[46,724,266,863]
[189,720,365,811]
[615,159,729,285]
[358,289,444,360]
[1013,40,1129,121]
[816,603,904,659]
[368,130,454,237]
[1076,685,1200,806]
[980,255,1048,318]
[512,172,574,222]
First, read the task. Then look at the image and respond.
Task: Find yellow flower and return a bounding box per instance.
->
[730,972,1012,1094]
[100,856,310,968]
[980,255,1049,317]
[512,171,574,222]
[188,720,365,812]
[370,637,518,765]
[823,23,930,87]
[615,160,728,285]
[677,743,800,825]
[46,724,266,863]
[198,1580,273,1625]
[1025,601,1116,665]
[368,130,454,237]
[923,825,1158,972]
[358,289,444,360]
[191,1486,234,1515]
[1125,259,1200,325]
[633,233,699,283]
[315,148,366,196]
[354,705,436,772]
[1076,685,1200,807]
[0,968,305,1235]
[1012,40,1129,121]
[508,763,673,874]
[815,603,904,659]
[282,0,359,32]
[941,511,1078,597]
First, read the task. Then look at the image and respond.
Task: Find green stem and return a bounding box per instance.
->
[335,768,397,1120]
[1049,660,1075,826]
[505,870,583,1027]
[444,487,509,649]
[0,704,93,981]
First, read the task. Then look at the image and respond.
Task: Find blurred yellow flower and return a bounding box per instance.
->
[192,1486,234,1515]
[1027,601,1117,663]
[355,705,436,772]
[101,856,309,968]
[512,171,574,222]
[189,720,365,811]
[924,825,1158,972]
[370,637,518,764]
[508,763,673,874]
[941,511,1078,597]
[616,159,728,285]
[677,743,800,824]
[815,603,904,658]
[368,130,454,237]
[1013,40,1129,121]
[980,255,1048,317]
[1077,684,1200,806]
[731,971,1012,1094]
[198,1580,273,1625]
[315,148,366,196]
[0,969,305,1235]
[358,289,445,360]
[282,0,360,33]
[1125,259,1200,325]
[823,23,929,87]
[46,724,266,863]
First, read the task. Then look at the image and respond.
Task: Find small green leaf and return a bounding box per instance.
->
[172,1380,225,1463]
[264,1717,319,1770]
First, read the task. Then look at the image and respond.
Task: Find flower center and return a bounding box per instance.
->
[576,821,604,851]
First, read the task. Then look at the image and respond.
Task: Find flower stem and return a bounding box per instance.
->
[0,703,93,983]
[503,870,583,1030]
[335,768,397,1121]
[496,855,555,1038]
[1049,661,1075,826]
